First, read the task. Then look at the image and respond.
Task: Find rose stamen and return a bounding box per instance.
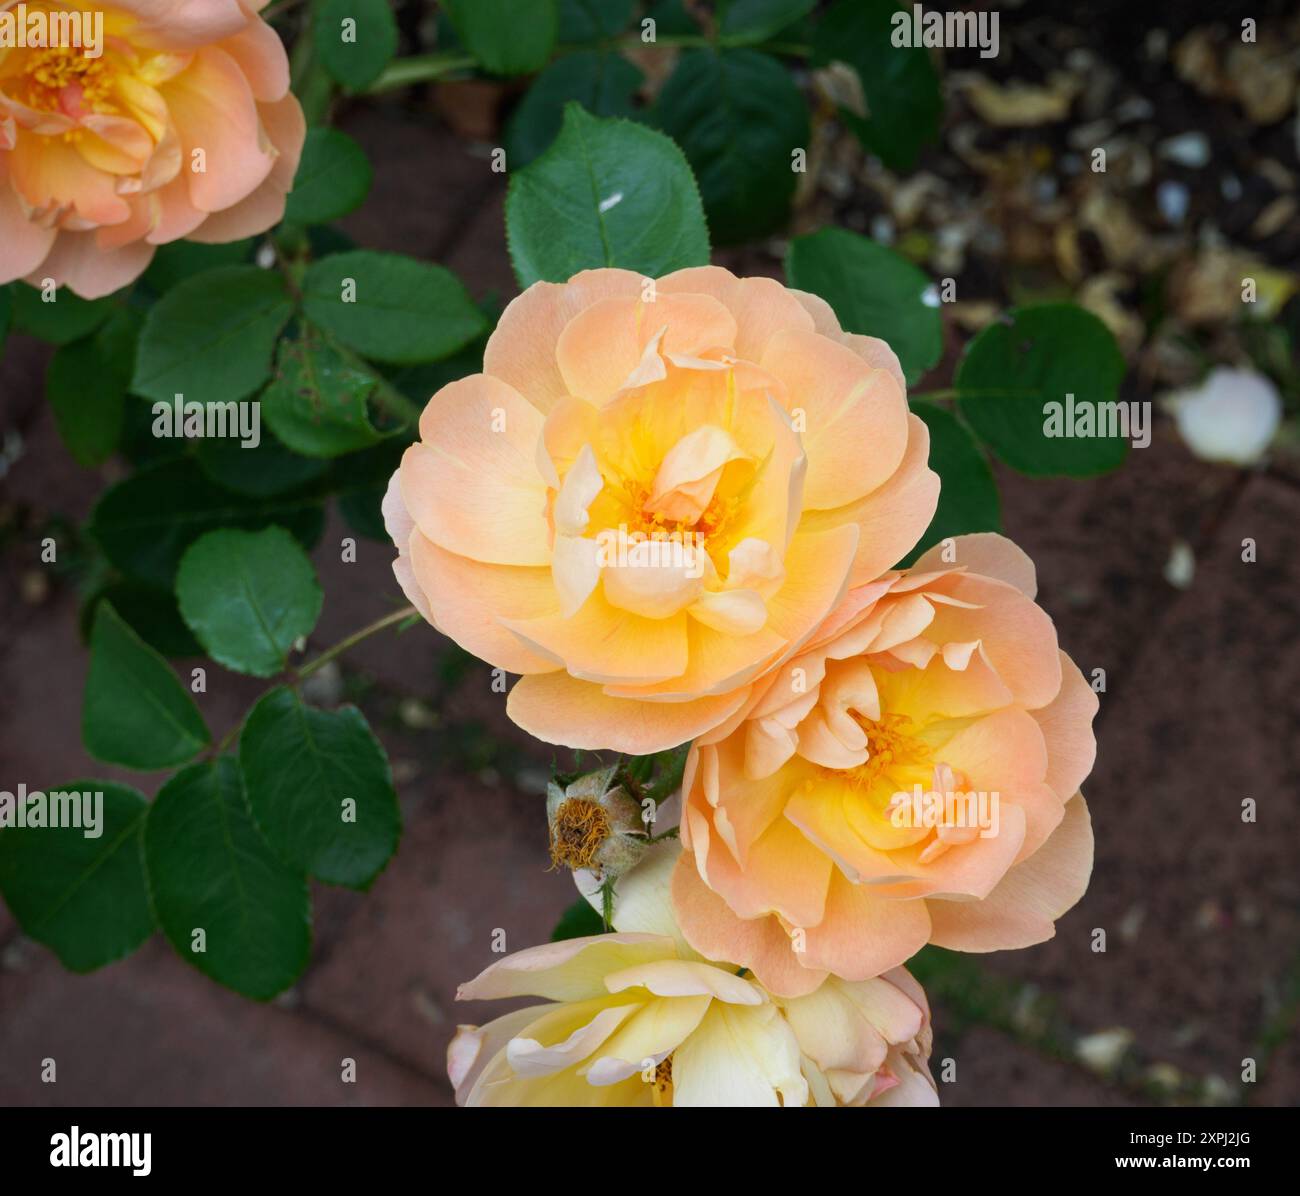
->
[652,1055,673,1105]
[19,47,115,117]
[849,712,929,784]
[548,798,612,871]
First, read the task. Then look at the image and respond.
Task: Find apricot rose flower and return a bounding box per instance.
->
[672,534,1097,997]
[0,0,304,297]
[384,266,939,754]
[448,844,937,1107]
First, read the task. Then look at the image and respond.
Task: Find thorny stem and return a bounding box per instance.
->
[212,723,241,758]
[367,51,478,93]
[209,606,418,758]
[760,41,814,57]
[296,605,418,680]
[601,880,616,930]
[365,35,814,94]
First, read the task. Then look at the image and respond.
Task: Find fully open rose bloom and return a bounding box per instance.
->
[384,266,939,754]
[448,844,937,1107]
[0,0,304,297]
[672,534,1097,997]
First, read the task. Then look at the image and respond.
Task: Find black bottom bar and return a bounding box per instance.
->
[0,1105,1288,1181]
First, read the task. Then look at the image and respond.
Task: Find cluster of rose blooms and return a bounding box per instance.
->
[384,267,1098,1107]
[0,3,1095,1108]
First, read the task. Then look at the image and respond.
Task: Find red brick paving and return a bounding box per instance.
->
[982,472,1300,1091]
[0,938,445,1107]
[941,1028,1140,1108]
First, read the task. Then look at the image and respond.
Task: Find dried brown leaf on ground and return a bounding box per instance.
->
[1079,190,1148,269]
[1169,245,1298,324]
[812,62,867,121]
[1252,195,1298,240]
[1173,25,1299,124]
[1225,38,1298,124]
[954,70,1083,127]
[1078,272,1145,357]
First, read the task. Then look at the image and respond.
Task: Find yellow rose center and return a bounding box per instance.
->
[617,478,738,549]
[845,712,933,792]
[18,46,115,117]
[808,704,985,857]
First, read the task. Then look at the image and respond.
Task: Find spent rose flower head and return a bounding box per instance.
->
[448,844,938,1107]
[384,266,939,754]
[0,0,304,297]
[672,534,1097,997]
[545,762,649,882]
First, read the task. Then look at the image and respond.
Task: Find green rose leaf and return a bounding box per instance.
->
[194,428,330,498]
[315,0,399,90]
[283,127,374,225]
[655,48,808,243]
[80,580,202,659]
[902,403,1001,564]
[90,458,325,587]
[83,603,210,769]
[445,0,558,75]
[11,283,117,345]
[507,104,710,286]
[644,0,699,36]
[239,687,401,889]
[559,0,634,40]
[505,51,644,168]
[0,780,155,973]
[813,0,941,172]
[145,758,311,1000]
[302,251,487,365]
[551,897,605,941]
[47,308,140,467]
[142,240,254,294]
[132,265,293,405]
[786,227,941,385]
[175,528,323,678]
[11,282,116,345]
[381,306,492,403]
[261,325,386,457]
[718,0,814,44]
[955,304,1129,477]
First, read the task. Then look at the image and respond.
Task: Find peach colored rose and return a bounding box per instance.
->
[672,534,1097,997]
[0,0,304,297]
[384,266,939,755]
[448,844,937,1107]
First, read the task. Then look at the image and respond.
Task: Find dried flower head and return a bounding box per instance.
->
[546,764,649,881]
